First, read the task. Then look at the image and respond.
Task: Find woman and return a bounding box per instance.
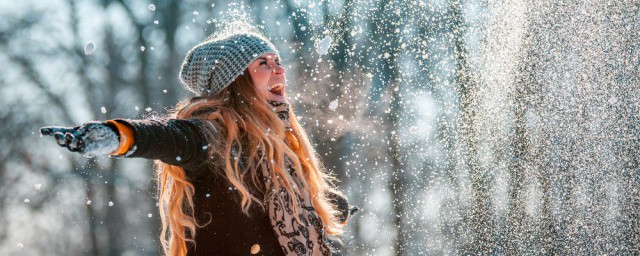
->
[40,32,357,256]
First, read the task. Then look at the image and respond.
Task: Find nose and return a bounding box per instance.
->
[273,65,285,75]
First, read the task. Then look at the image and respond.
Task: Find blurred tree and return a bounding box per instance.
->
[448,0,493,254]
[367,0,404,254]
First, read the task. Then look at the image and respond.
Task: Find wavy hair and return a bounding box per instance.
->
[156,71,345,256]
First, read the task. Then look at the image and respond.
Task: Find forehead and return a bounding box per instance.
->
[258,53,279,59]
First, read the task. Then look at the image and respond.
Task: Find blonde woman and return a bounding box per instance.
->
[41,32,357,256]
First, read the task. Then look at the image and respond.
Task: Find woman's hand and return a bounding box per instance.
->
[40,122,120,158]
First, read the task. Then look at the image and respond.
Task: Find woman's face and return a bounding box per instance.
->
[247,53,287,102]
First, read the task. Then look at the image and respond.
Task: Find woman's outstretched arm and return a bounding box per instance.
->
[41,118,215,170]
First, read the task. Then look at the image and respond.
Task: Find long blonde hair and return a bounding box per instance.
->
[156,72,345,256]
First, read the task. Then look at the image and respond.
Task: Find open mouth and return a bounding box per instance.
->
[268,83,285,96]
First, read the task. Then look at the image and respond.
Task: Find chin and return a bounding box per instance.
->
[268,94,287,102]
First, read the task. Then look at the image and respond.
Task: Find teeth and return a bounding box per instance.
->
[268,83,285,95]
[269,83,284,92]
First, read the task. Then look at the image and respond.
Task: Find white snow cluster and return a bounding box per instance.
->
[315,36,332,55]
[84,42,95,55]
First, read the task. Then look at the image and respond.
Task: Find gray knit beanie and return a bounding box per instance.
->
[178,32,280,96]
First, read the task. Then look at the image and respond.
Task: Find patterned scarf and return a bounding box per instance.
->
[263,100,331,256]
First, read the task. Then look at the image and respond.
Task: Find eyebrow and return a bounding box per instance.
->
[257,57,280,61]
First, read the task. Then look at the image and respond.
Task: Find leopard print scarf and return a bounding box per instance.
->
[263,100,331,256]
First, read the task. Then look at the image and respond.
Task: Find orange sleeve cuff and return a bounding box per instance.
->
[106,120,135,156]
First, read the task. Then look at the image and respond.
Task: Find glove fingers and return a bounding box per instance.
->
[42,124,112,157]
[65,132,75,144]
[53,132,67,146]
[67,134,84,152]
[41,127,74,136]
[40,127,53,136]
[69,139,84,153]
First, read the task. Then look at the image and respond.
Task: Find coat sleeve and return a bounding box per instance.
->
[107,118,219,171]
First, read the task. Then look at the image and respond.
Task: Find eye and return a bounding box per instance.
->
[259,61,267,65]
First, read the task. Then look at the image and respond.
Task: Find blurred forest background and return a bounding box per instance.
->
[1,0,638,255]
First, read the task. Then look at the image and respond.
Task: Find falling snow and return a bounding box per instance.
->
[3,1,639,255]
[315,36,332,55]
[84,42,95,55]
[328,99,339,111]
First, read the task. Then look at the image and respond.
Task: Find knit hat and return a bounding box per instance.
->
[179,32,280,96]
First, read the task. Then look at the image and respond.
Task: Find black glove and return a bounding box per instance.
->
[329,191,360,224]
[40,122,120,158]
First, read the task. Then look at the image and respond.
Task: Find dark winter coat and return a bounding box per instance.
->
[110,118,353,256]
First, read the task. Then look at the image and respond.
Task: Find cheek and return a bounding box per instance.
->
[250,69,270,87]
[250,70,271,97]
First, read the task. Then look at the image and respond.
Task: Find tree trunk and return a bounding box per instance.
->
[450,0,491,253]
